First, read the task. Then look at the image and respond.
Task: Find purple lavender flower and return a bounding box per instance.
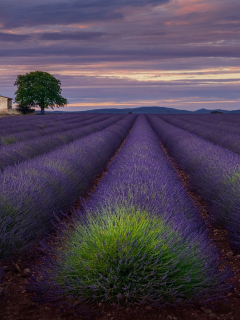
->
[0,115,122,170]
[148,114,240,252]
[0,115,136,258]
[28,115,231,311]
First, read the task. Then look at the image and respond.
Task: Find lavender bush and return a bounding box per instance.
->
[0,114,109,146]
[148,115,240,252]
[0,115,136,259]
[0,113,94,136]
[161,114,240,134]
[178,114,240,127]
[160,114,240,155]
[0,115,122,171]
[29,116,230,309]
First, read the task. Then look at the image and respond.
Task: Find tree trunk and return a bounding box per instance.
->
[41,106,45,115]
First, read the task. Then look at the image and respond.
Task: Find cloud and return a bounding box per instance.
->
[0,32,30,42]
[1,0,240,112]
[0,43,240,61]
[0,0,170,28]
[39,31,104,41]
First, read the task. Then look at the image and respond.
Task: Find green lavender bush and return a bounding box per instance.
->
[50,207,217,305]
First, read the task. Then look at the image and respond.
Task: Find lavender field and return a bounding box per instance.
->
[1,113,240,318]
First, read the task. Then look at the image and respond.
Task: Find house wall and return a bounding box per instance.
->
[0,96,8,113]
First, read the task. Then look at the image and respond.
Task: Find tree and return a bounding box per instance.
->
[14,71,67,115]
[210,110,223,114]
[16,104,35,115]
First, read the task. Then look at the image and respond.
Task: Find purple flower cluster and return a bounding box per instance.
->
[86,116,203,232]
[159,114,240,155]
[148,115,240,252]
[0,115,136,258]
[0,114,113,146]
[179,114,240,127]
[29,115,230,310]
[0,113,94,136]
[0,115,123,171]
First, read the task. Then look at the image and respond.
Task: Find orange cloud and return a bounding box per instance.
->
[69,24,88,29]
[63,97,240,109]
[32,29,61,33]
[165,21,189,26]
[175,0,212,15]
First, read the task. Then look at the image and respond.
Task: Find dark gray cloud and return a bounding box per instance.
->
[39,31,104,41]
[1,44,240,60]
[0,0,170,28]
[0,32,30,42]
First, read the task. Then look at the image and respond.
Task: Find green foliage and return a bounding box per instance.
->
[210,111,223,114]
[16,104,35,115]
[229,171,240,184]
[1,136,17,146]
[53,207,209,305]
[14,71,67,115]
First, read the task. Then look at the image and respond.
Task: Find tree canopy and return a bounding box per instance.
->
[14,71,67,115]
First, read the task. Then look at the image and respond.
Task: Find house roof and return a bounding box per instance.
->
[0,95,13,100]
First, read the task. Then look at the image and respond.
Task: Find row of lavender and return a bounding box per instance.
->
[0,113,94,134]
[0,115,123,171]
[159,115,240,156]
[179,114,240,126]
[0,115,136,261]
[0,114,104,146]
[148,115,240,253]
[29,116,230,311]
[165,114,240,136]
[0,114,96,145]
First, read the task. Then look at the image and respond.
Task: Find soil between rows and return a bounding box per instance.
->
[1,125,240,320]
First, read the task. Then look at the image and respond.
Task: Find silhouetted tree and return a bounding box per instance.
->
[210,110,223,114]
[14,71,67,115]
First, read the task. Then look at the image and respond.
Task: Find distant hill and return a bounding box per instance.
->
[36,106,240,114]
[82,106,192,114]
[82,107,240,114]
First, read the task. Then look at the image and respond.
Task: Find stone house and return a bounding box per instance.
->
[0,95,20,114]
[0,95,13,113]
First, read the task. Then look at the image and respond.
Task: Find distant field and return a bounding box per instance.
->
[0,113,240,319]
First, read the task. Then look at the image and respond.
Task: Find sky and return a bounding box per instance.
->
[0,0,240,111]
